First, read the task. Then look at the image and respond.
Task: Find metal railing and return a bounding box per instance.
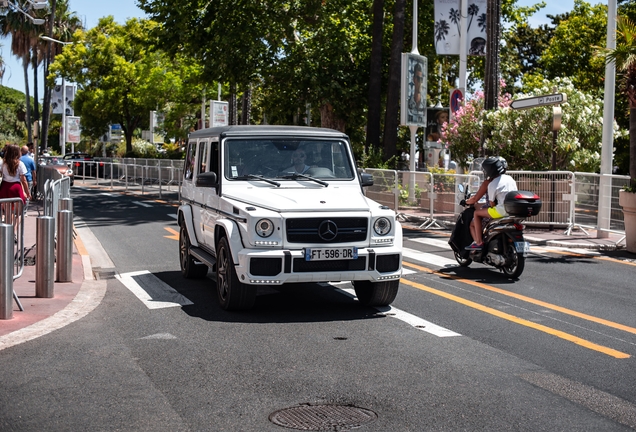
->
[73,159,183,198]
[363,168,630,236]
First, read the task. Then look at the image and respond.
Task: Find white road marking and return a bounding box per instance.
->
[133,201,153,207]
[408,237,453,250]
[340,288,461,337]
[99,192,114,196]
[116,270,194,309]
[401,267,417,275]
[140,333,177,340]
[402,247,458,267]
[167,213,178,219]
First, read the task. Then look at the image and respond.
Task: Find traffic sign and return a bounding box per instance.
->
[510,93,566,110]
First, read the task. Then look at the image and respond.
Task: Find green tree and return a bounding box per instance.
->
[602,16,636,189]
[48,17,185,154]
[440,78,626,172]
[534,0,607,93]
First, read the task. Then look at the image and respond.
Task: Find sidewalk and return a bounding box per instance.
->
[0,200,85,345]
[0,185,630,351]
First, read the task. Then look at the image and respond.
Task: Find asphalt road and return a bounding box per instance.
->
[0,186,635,431]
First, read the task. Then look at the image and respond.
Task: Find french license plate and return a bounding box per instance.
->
[514,241,530,255]
[304,247,358,261]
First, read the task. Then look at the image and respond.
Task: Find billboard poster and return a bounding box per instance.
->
[66,116,81,143]
[51,83,75,115]
[434,0,487,56]
[211,100,229,127]
[425,108,449,147]
[400,53,427,127]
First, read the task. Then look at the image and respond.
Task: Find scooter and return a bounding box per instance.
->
[448,184,541,279]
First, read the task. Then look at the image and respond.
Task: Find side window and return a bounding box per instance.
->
[210,140,219,175]
[198,141,209,174]
[184,141,196,180]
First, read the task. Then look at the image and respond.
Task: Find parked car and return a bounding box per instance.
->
[39,156,75,186]
[62,152,105,178]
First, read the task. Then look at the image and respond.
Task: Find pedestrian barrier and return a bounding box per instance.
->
[363,168,630,238]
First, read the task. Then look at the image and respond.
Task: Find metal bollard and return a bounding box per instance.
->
[56,210,73,282]
[36,216,56,298]
[59,197,73,213]
[0,223,14,320]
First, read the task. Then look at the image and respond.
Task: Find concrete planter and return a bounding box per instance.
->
[619,189,636,253]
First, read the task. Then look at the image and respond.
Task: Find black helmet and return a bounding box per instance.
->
[482,156,506,180]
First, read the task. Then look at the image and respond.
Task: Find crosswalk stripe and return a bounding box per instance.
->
[407,237,452,250]
[116,270,193,309]
[402,247,458,267]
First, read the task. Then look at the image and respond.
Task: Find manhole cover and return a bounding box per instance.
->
[269,404,377,431]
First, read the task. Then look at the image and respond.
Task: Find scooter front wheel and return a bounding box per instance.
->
[454,251,472,267]
[502,247,525,278]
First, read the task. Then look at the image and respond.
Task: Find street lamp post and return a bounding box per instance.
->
[40,35,73,156]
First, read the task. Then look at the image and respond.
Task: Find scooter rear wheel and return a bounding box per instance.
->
[502,247,525,278]
[454,251,472,267]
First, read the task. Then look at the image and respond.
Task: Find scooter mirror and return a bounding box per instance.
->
[458,184,465,193]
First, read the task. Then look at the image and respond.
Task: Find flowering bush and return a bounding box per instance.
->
[440,77,627,172]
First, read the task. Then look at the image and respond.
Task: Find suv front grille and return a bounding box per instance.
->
[293,257,366,272]
[286,217,368,244]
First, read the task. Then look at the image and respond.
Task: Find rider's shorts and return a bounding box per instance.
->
[487,204,506,219]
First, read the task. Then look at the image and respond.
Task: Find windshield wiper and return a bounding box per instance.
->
[279,172,329,187]
[234,174,281,187]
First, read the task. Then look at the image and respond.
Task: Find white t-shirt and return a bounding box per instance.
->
[488,174,517,216]
[0,160,27,182]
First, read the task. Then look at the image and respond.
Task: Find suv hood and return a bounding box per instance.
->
[224,187,370,212]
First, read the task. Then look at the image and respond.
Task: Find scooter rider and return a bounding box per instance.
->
[465,156,517,250]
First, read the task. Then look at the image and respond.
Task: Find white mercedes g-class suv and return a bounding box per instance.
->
[178,126,402,310]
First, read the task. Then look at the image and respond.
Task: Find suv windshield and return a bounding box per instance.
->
[224,139,355,181]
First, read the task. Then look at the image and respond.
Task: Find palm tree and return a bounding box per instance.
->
[40,0,82,149]
[0,4,41,142]
[604,16,636,189]
[434,20,450,52]
[467,4,480,33]
[449,8,460,37]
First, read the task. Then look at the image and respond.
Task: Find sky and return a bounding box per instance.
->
[1,0,147,94]
[0,0,583,95]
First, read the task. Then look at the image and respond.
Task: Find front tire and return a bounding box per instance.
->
[216,237,256,310]
[179,224,208,279]
[454,251,472,267]
[353,280,399,306]
[501,245,525,279]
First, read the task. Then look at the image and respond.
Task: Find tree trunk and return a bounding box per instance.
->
[23,58,33,143]
[366,0,384,153]
[484,0,501,111]
[32,51,39,122]
[382,0,406,163]
[319,103,346,132]
[42,0,58,150]
[229,83,237,125]
[241,84,252,125]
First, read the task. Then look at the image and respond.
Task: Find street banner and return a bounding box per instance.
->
[51,83,75,115]
[211,101,229,127]
[434,0,487,56]
[66,116,81,143]
[400,53,428,127]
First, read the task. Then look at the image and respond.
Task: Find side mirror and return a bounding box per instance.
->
[196,171,218,188]
[458,184,465,193]
[360,172,374,187]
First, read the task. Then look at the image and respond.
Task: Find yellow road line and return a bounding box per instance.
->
[399,277,630,359]
[539,248,636,267]
[164,227,179,240]
[403,261,636,336]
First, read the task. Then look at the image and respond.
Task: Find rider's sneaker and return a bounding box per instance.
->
[465,242,483,250]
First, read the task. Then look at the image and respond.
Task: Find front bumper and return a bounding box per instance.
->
[235,246,402,285]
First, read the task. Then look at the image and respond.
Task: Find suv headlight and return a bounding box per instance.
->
[255,219,274,237]
[373,217,391,236]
